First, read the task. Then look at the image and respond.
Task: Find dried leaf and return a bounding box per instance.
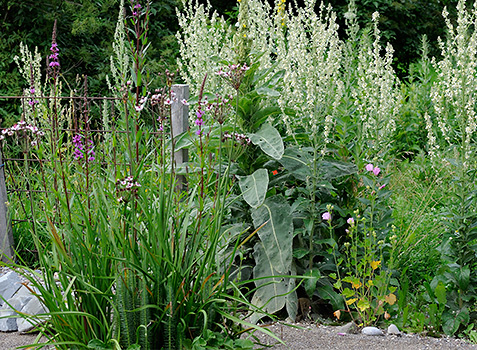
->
[385,293,397,305]
[333,310,341,320]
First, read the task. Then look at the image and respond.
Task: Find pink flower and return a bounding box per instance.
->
[373,167,381,176]
[322,212,331,221]
[365,163,374,172]
[378,184,386,190]
[347,217,355,225]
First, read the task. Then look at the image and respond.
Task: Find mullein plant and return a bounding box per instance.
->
[425,0,477,329]
[348,12,400,162]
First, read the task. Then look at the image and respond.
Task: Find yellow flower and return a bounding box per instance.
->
[351,280,362,289]
[370,260,381,270]
[346,298,358,305]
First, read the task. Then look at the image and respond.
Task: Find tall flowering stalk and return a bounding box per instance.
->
[430,0,477,171]
[350,12,399,161]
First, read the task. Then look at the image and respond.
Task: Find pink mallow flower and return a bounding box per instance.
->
[322,212,331,221]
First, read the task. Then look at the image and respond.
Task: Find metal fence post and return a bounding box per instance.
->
[0,150,14,262]
[171,84,189,192]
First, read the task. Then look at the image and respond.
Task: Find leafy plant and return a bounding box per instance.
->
[328,164,397,326]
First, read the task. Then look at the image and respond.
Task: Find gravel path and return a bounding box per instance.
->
[248,323,477,350]
[2,324,477,350]
[0,331,48,350]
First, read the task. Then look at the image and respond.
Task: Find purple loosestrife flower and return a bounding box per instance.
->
[195,110,204,135]
[28,86,39,107]
[72,134,95,161]
[49,42,60,68]
[322,212,331,221]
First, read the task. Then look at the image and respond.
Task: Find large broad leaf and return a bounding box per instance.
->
[318,160,358,181]
[252,196,293,274]
[285,263,298,322]
[442,308,469,336]
[250,196,293,323]
[251,106,281,130]
[279,147,312,181]
[250,242,291,324]
[238,168,269,209]
[249,124,284,160]
[256,86,280,97]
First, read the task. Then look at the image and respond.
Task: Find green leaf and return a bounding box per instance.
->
[279,147,312,181]
[249,124,284,160]
[250,196,293,323]
[126,345,141,350]
[457,266,470,291]
[317,284,344,310]
[318,160,358,181]
[251,106,282,130]
[256,86,280,97]
[292,248,309,259]
[87,339,113,350]
[304,269,322,298]
[435,281,446,305]
[442,308,470,336]
[252,196,293,274]
[238,168,269,209]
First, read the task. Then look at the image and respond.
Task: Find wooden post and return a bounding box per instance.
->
[0,151,14,262]
[171,84,189,191]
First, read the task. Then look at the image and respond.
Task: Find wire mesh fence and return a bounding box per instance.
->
[0,83,190,263]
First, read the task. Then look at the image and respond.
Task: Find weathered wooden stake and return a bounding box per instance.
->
[171,84,189,192]
[0,151,14,262]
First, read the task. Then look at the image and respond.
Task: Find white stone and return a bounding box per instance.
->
[0,271,22,307]
[387,324,401,336]
[17,297,48,333]
[0,309,18,331]
[362,326,384,336]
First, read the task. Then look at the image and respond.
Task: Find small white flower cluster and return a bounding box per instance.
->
[150,90,177,107]
[116,176,141,189]
[430,0,477,170]
[222,131,251,145]
[424,113,439,164]
[351,11,399,159]
[276,2,343,145]
[135,93,150,112]
[116,176,141,203]
[106,0,131,96]
[0,121,45,146]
